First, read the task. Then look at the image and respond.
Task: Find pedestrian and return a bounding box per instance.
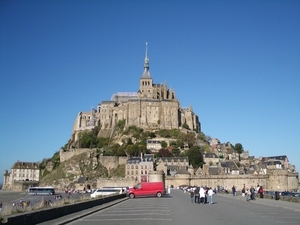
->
[199,187,205,204]
[190,190,195,203]
[194,187,200,204]
[232,186,236,196]
[250,186,256,200]
[258,186,264,198]
[0,201,2,212]
[207,188,214,204]
[242,184,246,197]
[246,188,251,201]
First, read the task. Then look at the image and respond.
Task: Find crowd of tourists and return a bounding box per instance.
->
[187,186,216,204]
[238,183,264,201]
[182,183,265,204]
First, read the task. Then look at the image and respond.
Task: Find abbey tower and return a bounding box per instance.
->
[70,43,201,143]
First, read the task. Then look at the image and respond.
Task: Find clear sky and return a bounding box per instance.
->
[0,0,299,184]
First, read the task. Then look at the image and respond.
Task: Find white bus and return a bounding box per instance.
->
[90,188,124,198]
[28,187,55,195]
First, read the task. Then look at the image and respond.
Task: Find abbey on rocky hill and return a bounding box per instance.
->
[70,43,201,143]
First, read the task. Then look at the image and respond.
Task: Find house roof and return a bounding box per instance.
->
[77,176,87,183]
[263,160,282,166]
[167,165,178,170]
[208,166,220,175]
[203,153,218,158]
[127,154,154,164]
[262,155,288,162]
[156,157,188,162]
[11,161,39,169]
[220,161,239,170]
[176,167,190,175]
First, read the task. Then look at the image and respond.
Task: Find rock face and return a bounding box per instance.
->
[39,151,127,190]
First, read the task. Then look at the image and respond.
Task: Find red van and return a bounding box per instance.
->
[128,182,165,198]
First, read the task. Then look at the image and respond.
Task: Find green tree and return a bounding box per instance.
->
[197,132,207,142]
[185,133,196,147]
[184,146,204,168]
[182,123,190,130]
[161,141,168,148]
[78,130,97,148]
[116,119,126,131]
[234,143,244,154]
[172,148,181,157]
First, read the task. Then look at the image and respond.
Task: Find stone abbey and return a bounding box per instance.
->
[70,43,200,143]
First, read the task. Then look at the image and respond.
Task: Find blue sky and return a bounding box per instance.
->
[0,0,299,184]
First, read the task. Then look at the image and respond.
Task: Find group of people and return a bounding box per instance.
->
[240,184,264,201]
[189,186,215,204]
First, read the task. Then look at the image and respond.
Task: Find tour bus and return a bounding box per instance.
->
[90,187,124,198]
[28,187,55,195]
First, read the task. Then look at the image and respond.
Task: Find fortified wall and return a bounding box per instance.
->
[163,171,298,191]
[59,148,128,170]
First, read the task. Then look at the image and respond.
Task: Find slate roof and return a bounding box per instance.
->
[220,161,239,170]
[263,160,282,166]
[176,167,190,175]
[156,157,188,162]
[208,166,220,175]
[77,176,87,183]
[167,165,178,170]
[11,161,39,169]
[203,153,218,158]
[261,155,288,162]
[127,154,154,164]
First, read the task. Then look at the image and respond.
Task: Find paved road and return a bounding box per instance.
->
[39,189,300,225]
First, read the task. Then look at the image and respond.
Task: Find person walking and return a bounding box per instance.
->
[246,188,251,201]
[194,187,200,204]
[250,186,256,200]
[190,189,195,203]
[242,184,246,197]
[232,186,236,196]
[258,186,264,198]
[207,188,214,204]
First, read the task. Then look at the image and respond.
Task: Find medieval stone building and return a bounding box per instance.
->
[70,43,201,142]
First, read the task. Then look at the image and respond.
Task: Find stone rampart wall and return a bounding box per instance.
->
[164,173,298,191]
[60,148,97,162]
[60,149,128,170]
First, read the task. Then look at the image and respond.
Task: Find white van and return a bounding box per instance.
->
[90,188,124,198]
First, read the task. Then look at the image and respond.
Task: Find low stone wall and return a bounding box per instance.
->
[1,194,127,225]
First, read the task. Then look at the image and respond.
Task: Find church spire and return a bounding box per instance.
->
[142,42,151,78]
